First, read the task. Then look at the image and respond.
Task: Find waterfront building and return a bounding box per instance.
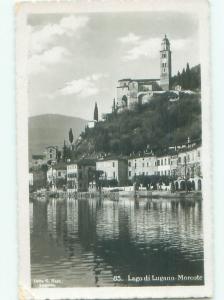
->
[30,168,47,190]
[126,144,202,191]
[175,146,202,191]
[128,156,157,180]
[96,158,128,186]
[156,155,172,176]
[47,162,67,189]
[67,160,96,192]
[67,163,79,192]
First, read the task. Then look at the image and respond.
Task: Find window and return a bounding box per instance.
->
[142,172,145,176]
[168,158,170,165]
[168,170,170,176]
[58,171,61,176]
[165,158,167,165]
[128,161,131,167]
[50,154,52,159]
[157,160,160,166]
[147,162,149,167]
[161,159,163,166]
[112,162,115,167]
[128,171,131,177]
[113,171,115,178]
[178,157,181,163]
[135,163,136,168]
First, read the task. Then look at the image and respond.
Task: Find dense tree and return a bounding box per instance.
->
[62,140,71,162]
[69,128,74,144]
[171,64,201,91]
[94,102,98,122]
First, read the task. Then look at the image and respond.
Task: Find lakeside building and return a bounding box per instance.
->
[126,145,202,191]
[117,35,172,112]
[96,158,128,186]
[29,168,47,190]
[29,142,202,192]
[47,162,67,190]
[174,146,202,191]
[67,160,96,192]
[128,156,157,179]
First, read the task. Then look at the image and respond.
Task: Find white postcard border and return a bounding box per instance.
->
[16,0,212,299]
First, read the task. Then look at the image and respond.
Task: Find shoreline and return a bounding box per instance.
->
[30,189,202,202]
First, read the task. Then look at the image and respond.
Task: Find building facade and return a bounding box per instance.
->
[174,147,202,191]
[116,35,172,112]
[127,145,202,191]
[128,156,157,179]
[116,79,161,111]
[67,160,96,192]
[96,159,128,186]
[160,34,172,90]
[45,146,58,164]
[47,162,67,189]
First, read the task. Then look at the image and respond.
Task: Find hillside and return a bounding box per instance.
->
[29,114,87,160]
[74,92,201,158]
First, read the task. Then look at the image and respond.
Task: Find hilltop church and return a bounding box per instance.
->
[116,35,172,111]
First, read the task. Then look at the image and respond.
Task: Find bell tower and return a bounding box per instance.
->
[160,34,172,90]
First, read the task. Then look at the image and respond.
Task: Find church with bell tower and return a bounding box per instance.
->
[116,35,172,112]
[160,34,172,90]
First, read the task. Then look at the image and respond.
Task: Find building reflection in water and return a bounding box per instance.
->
[30,197,204,287]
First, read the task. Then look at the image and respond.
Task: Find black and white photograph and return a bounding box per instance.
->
[16,1,212,299]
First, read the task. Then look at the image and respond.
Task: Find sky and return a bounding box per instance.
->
[28,11,200,120]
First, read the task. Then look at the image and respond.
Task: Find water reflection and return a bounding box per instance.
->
[30,197,204,287]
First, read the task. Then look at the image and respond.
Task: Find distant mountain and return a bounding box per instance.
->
[29,114,88,160]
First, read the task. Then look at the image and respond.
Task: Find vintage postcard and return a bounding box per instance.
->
[16,0,212,299]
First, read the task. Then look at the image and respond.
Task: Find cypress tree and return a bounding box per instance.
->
[185,63,191,89]
[69,128,74,144]
[94,102,98,122]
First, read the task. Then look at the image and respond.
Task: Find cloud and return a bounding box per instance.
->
[121,36,190,61]
[57,73,108,98]
[28,46,70,75]
[29,15,89,55]
[119,33,140,44]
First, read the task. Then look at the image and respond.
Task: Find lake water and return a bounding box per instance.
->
[30,197,204,287]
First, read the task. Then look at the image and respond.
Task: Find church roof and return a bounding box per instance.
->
[118,78,159,83]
